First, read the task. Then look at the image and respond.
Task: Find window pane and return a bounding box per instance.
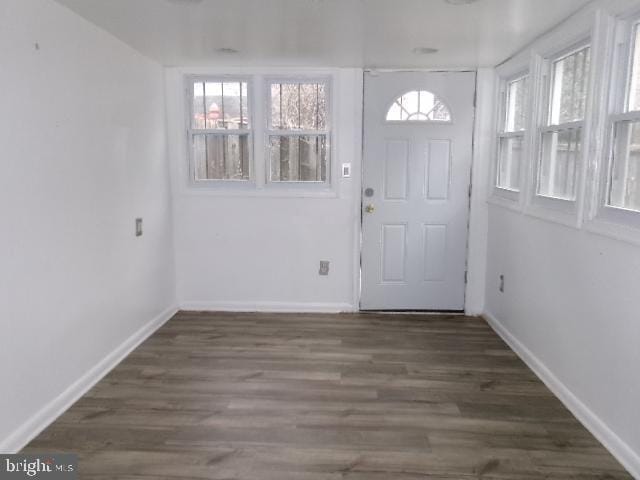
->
[192,80,249,130]
[549,46,590,125]
[316,84,327,129]
[401,91,419,120]
[270,82,328,130]
[272,83,300,129]
[300,83,323,129]
[271,84,282,129]
[241,82,248,128]
[497,136,523,190]
[608,120,640,211]
[538,128,582,200]
[628,25,640,112]
[282,83,300,129]
[221,82,243,129]
[193,82,206,129]
[204,82,222,129]
[505,76,528,132]
[193,134,250,180]
[269,135,328,182]
[387,102,402,121]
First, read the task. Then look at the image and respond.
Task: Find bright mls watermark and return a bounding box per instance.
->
[0,455,76,479]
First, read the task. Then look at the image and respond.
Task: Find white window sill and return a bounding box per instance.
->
[584,209,640,247]
[178,184,339,199]
[523,198,581,229]
[487,193,522,213]
[495,186,520,194]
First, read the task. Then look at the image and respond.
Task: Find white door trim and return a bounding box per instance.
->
[356,69,487,313]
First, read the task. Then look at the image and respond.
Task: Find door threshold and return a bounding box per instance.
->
[359,309,465,315]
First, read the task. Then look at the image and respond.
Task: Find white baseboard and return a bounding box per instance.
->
[483,311,640,480]
[180,300,356,313]
[0,305,178,454]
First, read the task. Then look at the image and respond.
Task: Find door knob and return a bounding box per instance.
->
[364,204,375,213]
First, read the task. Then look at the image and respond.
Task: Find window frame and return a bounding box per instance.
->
[593,12,640,233]
[185,75,255,187]
[264,75,333,186]
[493,70,531,202]
[527,37,593,224]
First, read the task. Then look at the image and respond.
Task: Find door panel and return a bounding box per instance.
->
[381,224,407,283]
[425,140,451,200]
[384,140,409,200]
[360,71,475,311]
[423,224,447,281]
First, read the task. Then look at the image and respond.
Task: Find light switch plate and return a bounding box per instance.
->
[342,163,351,178]
[135,218,143,237]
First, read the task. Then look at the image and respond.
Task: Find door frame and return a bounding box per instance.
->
[354,68,482,313]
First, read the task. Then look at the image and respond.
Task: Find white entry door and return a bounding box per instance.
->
[360,71,475,311]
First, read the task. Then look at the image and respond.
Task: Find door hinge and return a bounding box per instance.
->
[464,271,468,284]
[468,184,472,199]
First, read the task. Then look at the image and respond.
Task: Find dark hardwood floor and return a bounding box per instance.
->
[24,311,632,479]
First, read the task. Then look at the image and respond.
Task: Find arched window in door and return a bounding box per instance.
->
[386,90,452,122]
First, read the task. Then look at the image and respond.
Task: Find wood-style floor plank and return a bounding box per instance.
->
[23,311,633,479]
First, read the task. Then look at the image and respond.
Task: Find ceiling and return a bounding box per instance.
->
[54,0,593,68]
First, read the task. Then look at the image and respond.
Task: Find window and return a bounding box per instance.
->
[537,44,591,201]
[607,21,640,212]
[497,74,529,191]
[386,90,451,122]
[267,79,330,183]
[189,79,251,182]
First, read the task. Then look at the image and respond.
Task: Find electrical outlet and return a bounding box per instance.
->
[499,274,505,293]
[319,261,330,276]
[135,218,143,237]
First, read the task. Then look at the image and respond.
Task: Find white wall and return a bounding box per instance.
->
[0,0,176,451]
[485,209,640,473]
[166,68,363,312]
[484,1,640,476]
[166,67,493,313]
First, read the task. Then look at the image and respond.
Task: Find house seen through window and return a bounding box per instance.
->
[191,80,250,181]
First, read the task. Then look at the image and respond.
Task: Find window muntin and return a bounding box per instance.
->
[190,79,251,181]
[496,74,529,192]
[606,22,640,213]
[386,90,451,122]
[537,44,591,201]
[267,80,330,183]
